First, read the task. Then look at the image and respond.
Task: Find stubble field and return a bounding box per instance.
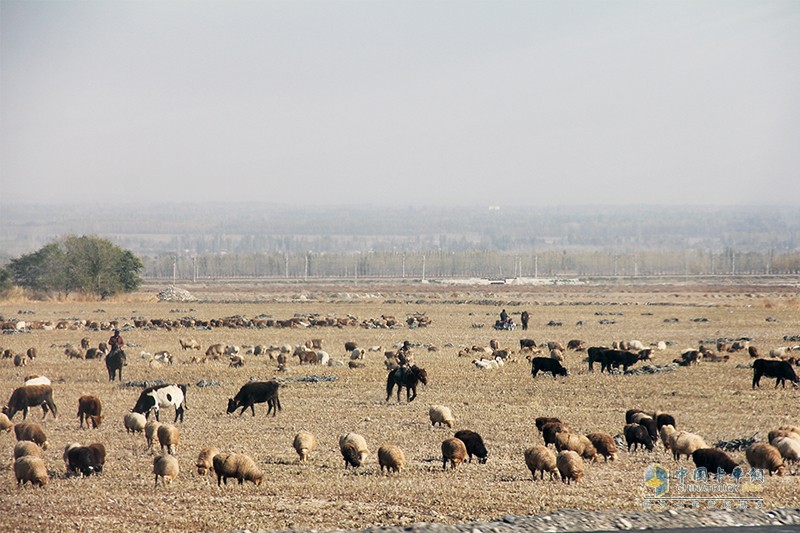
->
[1,280,799,532]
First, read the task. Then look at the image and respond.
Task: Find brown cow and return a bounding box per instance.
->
[77,395,103,429]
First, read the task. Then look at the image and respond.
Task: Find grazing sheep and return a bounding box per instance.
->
[65,347,83,359]
[524,445,559,481]
[14,421,48,450]
[77,394,103,429]
[669,431,708,461]
[153,454,180,486]
[63,442,106,477]
[692,448,740,477]
[429,405,455,428]
[767,426,800,444]
[535,417,562,432]
[14,456,48,487]
[624,423,653,452]
[196,446,221,476]
[228,354,245,368]
[339,433,370,468]
[541,421,570,447]
[145,420,162,448]
[586,432,617,462]
[293,431,317,462]
[454,430,488,464]
[441,437,468,470]
[13,353,26,367]
[549,349,564,362]
[654,412,677,431]
[556,450,585,484]
[660,424,677,451]
[0,412,12,432]
[378,445,405,474]
[14,441,42,459]
[772,437,800,465]
[157,424,180,455]
[554,432,597,462]
[214,453,263,486]
[23,375,51,387]
[123,412,147,435]
[746,443,785,476]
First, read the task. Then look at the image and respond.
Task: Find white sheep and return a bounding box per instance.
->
[13,441,42,459]
[378,444,405,474]
[472,358,499,370]
[153,454,179,486]
[196,446,221,476]
[14,456,48,487]
[660,424,677,451]
[773,436,800,465]
[157,424,180,455]
[429,405,455,428]
[669,431,707,461]
[317,350,330,366]
[339,433,370,468]
[349,348,365,360]
[214,453,263,486]
[0,412,12,433]
[293,430,317,462]
[23,375,51,387]
[145,420,162,448]
[524,445,558,481]
[124,412,147,434]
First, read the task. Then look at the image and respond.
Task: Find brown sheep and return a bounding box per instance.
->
[556,450,585,484]
[293,431,317,463]
[441,437,468,470]
[585,432,618,462]
[524,445,558,481]
[14,421,48,450]
[157,424,180,455]
[746,443,785,476]
[378,445,405,474]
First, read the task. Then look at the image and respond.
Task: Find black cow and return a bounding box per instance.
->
[530,357,568,378]
[752,359,799,389]
[227,381,282,417]
[600,349,642,373]
[586,346,608,371]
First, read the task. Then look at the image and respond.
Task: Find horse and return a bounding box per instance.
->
[386,365,428,402]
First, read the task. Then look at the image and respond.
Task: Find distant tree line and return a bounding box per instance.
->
[141,248,800,281]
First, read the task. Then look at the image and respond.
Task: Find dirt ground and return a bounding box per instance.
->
[1,280,799,532]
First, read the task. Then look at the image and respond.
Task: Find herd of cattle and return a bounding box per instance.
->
[2,321,799,491]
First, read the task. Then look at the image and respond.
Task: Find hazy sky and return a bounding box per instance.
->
[1,0,798,207]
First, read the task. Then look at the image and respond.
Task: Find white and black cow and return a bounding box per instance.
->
[132,384,187,423]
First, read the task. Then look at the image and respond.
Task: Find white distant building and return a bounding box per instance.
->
[488,205,500,211]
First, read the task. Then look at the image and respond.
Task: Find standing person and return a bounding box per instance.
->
[108,329,124,353]
[521,310,530,331]
[499,309,508,323]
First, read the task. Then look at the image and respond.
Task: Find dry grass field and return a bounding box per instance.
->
[1,280,799,532]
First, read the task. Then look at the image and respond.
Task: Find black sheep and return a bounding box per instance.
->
[624,423,653,452]
[65,443,106,476]
[692,448,740,477]
[454,430,488,464]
